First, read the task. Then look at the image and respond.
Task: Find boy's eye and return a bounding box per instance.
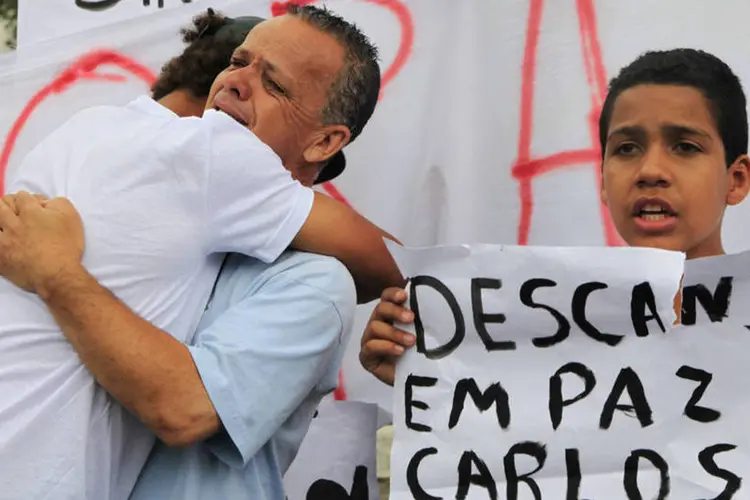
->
[674,142,701,154]
[229,58,247,68]
[613,142,639,156]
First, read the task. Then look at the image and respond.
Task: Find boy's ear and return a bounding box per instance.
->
[727,155,750,206]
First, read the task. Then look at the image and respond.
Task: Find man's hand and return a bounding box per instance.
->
[359,287,416,386]
[0,191,84,295]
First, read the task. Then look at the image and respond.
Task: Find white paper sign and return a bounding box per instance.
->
[388,244,750,499]
[284,401,379,500]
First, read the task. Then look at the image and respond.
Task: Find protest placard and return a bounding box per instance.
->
[388,243,750,499]
[683,251,750,327]
[284,400,379,500]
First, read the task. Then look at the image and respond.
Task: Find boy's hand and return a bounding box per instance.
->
[0,192,85,295]
[359,287,416,386]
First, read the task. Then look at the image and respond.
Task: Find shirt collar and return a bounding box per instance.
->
[127,95,178,119]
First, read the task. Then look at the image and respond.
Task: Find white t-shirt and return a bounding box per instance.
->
[0,96,314,500]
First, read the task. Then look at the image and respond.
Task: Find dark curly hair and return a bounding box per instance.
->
[151,9,259,100]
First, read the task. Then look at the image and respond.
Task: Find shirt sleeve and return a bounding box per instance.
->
[202,110,315,263]
[186,256,356,467]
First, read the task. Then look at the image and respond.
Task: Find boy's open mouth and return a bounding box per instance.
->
[631,197,678,233]
[637,204,676,221]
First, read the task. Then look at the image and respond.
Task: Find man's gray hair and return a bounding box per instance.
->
[286,4,381,143]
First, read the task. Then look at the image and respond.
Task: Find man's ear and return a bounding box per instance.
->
[600,165,609,207]
[727,154,750,206]
[303,125,351,164]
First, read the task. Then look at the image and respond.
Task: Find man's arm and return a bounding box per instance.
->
[292,192,406,303]
[0,193,218,447]
[38,265,219,447]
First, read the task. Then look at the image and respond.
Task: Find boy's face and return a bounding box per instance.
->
[601,84,750,259]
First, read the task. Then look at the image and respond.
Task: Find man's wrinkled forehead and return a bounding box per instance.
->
[237,15,345,84]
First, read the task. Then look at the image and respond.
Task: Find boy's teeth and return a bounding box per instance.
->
[642,213,666,221]
[641,204,664,213]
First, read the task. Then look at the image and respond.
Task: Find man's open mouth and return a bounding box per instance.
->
[215,106,248,126]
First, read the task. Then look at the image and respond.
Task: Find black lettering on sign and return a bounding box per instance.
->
[76,0,191,10]
[519,278,571,348]
[630,281,666,336]
[75,0,122,10]
[404,374,437,432]
[504,441,547,500]
[406,448,440,500]
[623,449,670,500]
[599,367,653,429]
[698,444,741,498]
[572,282,624,346]
[410,275,465,359]
[675,365,721,423]
[456,451,497,500]
[449,378,510,430]
[549,362,596,430]
[306,465,369,500]
[471,278,515,351]
[565,449,581,500]
[681,276,733,325]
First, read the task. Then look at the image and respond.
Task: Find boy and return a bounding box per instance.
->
[359,48,750,500]
[359,47,750,384]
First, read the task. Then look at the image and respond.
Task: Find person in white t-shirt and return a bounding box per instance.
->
[0,5,402,499]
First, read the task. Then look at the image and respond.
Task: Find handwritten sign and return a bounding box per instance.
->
[284,401,379,500]
[387,243,750,499]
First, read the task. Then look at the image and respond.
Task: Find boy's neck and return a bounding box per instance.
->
[685,233,725,261]
[157,90,207,118]
[686,246,725,261]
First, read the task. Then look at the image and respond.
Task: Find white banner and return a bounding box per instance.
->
[10,0,750,413]
[389,243,750,498]
[284,401,379,500]
[18,0,205,48]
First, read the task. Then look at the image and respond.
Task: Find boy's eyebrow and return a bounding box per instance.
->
[607,124,712,140]
[607,125,645,141]
[662,124,711,139]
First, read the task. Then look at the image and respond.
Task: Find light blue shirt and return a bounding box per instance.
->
[129,251,356,500]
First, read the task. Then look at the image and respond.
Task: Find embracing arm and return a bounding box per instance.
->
[292,192,406,303]
[37,266,220,447]
[0,193,217,446]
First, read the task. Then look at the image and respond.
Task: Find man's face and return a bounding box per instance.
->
[601,84,749,259]
[205,15,349,173]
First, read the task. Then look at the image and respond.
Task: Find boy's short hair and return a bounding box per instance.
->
[151,9,262,100]
[599,48,748,166]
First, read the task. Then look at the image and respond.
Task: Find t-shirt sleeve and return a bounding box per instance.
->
[186,256,356,467]
[202,110,314,262]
